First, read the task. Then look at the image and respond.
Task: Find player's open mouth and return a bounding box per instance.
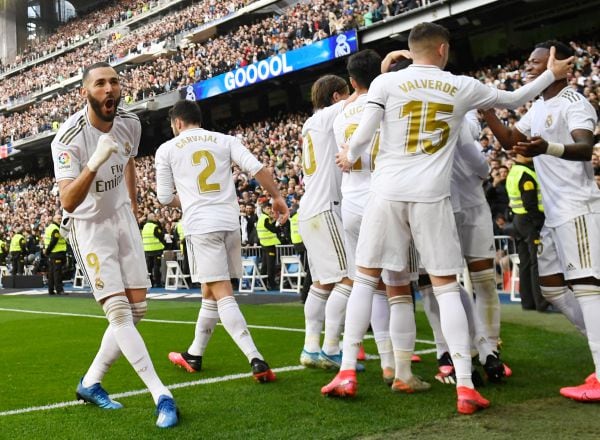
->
[104,98,115,111]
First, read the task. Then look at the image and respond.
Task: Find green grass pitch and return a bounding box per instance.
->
[0,295,598,439]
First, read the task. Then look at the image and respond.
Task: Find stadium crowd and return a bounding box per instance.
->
[1,0,438,141]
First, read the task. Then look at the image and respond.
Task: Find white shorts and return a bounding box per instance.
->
[187,230,243,283]
[454,203,496,260]
[538,213,600,280]
[70,206,150,302]
[342,204,416,285]
[356,194,463,277]
[299,210,347,284]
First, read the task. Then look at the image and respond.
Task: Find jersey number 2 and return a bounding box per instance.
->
[192,150,221,193]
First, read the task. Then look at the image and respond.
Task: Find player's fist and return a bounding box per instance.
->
[87,134,118,172]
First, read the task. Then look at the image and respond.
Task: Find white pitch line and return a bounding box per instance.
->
[0,308,438,344]
[0,344,439,417]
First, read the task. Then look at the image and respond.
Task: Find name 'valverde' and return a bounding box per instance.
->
[398,80,458,96]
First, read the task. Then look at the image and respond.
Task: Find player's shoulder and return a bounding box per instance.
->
[116,107,140,122]
[53,109,86,145]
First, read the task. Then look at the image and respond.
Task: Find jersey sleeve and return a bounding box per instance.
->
[51,136,82,182]
[230,137,263,176]
[515,108,532,138]
[155,144,175,205]
[457,124,489,179]
[130,120,142,158]
[567,99,597,133]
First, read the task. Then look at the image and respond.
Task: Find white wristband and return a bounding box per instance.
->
[546,142,565,157]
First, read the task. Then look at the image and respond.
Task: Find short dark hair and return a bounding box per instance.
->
[347,49,382,89]
[311,75,348,110]
[408,22,450,49]
[82,61,113,83]
[534,40,573,60]
[169,100,203,125]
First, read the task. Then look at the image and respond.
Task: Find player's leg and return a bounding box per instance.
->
[413,199,489,414]
[371,279,394,384]
[552,214,600,401]
[168,234,217,372]
[299,211,347,365]
[386,275,431,393]
[538,226,586,335]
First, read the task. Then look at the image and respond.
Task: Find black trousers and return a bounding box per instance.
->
[48,251,66,294]
[513,215,547,311]
[145,250,163,287]
[260,245,277,290]
[294,243,312,302]
[10,252,24,276]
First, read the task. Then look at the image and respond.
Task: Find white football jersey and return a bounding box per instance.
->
[51,106,140,220]
[451,116,489,213]
[299,100,345,220]
[155,127,263,234]
[333,94,378,216]
[361,65,554,202]
[516,86,600,227]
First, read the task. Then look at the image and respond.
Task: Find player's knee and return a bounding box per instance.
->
[102,295,133,328]
[131,301,148,324]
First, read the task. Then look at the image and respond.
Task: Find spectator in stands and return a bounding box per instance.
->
[485,165,510,219]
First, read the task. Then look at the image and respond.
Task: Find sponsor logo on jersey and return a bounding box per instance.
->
[545,115,553,128]
[57,152,72,170]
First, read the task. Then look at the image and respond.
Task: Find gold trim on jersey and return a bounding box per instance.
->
[575,216,591,269]
[324,211,347,271]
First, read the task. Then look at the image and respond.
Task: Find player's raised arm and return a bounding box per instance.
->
[254,167,289,224]
[514,130,595,161]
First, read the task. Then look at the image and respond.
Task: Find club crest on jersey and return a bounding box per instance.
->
[95,278,104,290]
[124,142,132,155]
[57,152,72,170]
[545,115,553,128]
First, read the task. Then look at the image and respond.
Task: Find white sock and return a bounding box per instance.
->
[217,296,261,362]
[470,268,500,349]
[457,285,495,363]
[322,283,352,355]
[188,299,219,356]
[82,301,147,388]
[389,295,415,381]
[371,289,393,370]
[433,282,472,389]
[420,284,448,358]
[340,273,379,371]
[572,286,600,379]
[303,286,330,353]
[102,296,170,404]
[541,285,586,335]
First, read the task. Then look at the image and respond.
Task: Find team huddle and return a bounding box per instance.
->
[49,22,599,429]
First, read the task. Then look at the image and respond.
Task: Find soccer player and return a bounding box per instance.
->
[482,40,599,401]
[297,75,354,369]
[155,99,287,383]
[51,62,178,428]
[323,23,572,414]
[332,49,429,391]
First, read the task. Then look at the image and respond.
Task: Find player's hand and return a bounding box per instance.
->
[335,144,353,172]
[272,196,289,225]
[381,49,412,73]
[547,46,574,80]
[87,134,118,172]
[513,136,548,157]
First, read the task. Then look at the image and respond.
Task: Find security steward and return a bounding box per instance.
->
[0,232,7,266]
[289,206,312,303]
[257,203,281,291]
[44,215,68,295]
[9,226,26,277]
[506,154,548,312]
[142,213,167,287]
